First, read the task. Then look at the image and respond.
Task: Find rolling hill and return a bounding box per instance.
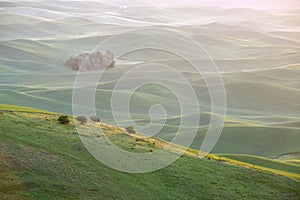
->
[0,104,299,199]
[1,1,300,198]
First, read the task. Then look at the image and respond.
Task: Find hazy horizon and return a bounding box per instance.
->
[4,0,300,9]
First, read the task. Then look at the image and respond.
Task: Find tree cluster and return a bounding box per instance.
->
[66,50,114,71]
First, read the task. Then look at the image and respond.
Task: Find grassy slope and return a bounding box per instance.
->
[0,104,54,114]
[0,105,299,199]
[218,154,300,182]
[276,154,300,166]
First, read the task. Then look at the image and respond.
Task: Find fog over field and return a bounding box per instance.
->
[1,0,300,156]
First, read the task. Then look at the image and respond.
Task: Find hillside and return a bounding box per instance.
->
[1,1,300,160]
[0,104,299,199]
[219,154,300,182]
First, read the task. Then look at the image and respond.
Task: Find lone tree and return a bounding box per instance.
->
[58,115,70,124]
[125,126,136,134]
[90,115,100,122]
[76,116,87,124]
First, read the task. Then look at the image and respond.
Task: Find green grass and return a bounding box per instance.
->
[275,153,300,166]
[284,160,300,165]
[0,105,299,199]
[0,104,55,114]
[218,154,300,181]
[159,125,300,157]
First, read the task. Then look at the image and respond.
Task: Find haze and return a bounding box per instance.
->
[97,0,300,9]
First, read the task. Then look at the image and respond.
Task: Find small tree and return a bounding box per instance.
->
[90,115,100,122]
[76,116,87,124]
[125,126,136,134]
[58,115,70,124]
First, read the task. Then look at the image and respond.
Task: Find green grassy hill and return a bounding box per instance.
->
[218,154,300,181]
[0,104,299,199]
[1,20,300,159]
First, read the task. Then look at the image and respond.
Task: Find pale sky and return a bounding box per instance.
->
[98,0,300,9]
[9,0,300,9]
[191,0,300,9]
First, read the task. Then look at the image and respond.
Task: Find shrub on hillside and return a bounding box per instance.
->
[58,115,70,124]
[76,116,87,124]
[90,115,100,122]
[125,126,136,134]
